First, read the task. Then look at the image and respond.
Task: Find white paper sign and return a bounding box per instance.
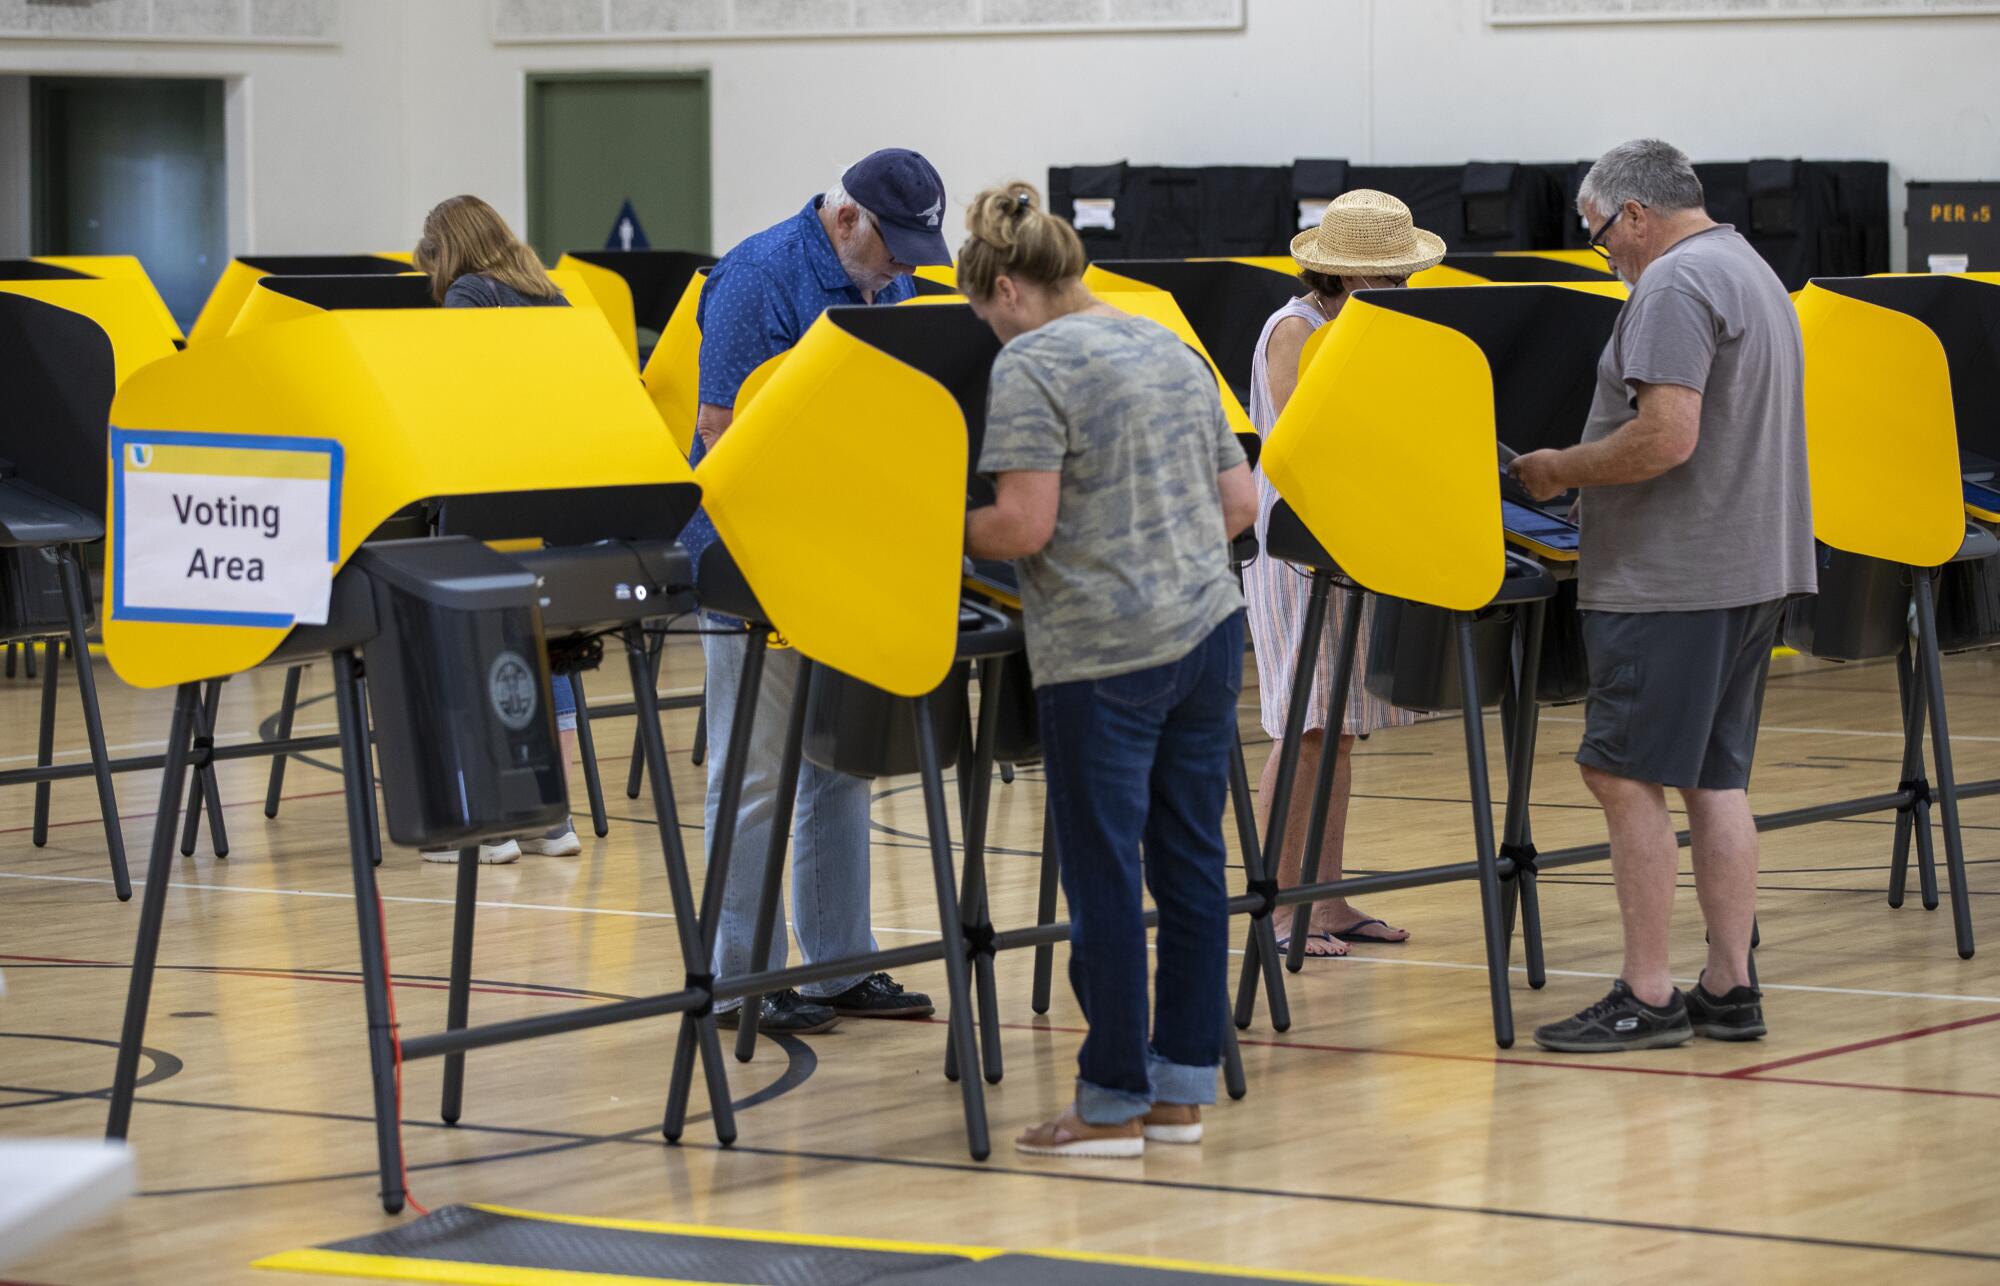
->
[1298,199,1331,231]
[1072,198,1117,232]
[1928,253,1971,274]
[111,431,342,628]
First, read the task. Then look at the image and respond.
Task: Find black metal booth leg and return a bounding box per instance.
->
[1234,570,1331,1032]
[60,548,129,896]
[660,630,763,1147]
[912,691,991,1160]
[332,652,408,1213]
[1457,614,1516,1049]
[105,682,201,1140]
[264,663,305,818]
[568,668,610,838]
[1912,573,1974,958]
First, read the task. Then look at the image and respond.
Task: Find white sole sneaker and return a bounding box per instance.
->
[520,827,582,857]
[421,840,522,865]
[1141,1122,1203,1145]
[1013,1134,1145,1159]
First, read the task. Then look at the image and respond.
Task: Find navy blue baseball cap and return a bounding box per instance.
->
[841,148,952,267]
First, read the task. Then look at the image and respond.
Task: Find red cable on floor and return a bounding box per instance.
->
[374,886,429,1217]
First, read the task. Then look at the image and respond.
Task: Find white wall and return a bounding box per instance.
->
[2,0,1996,266]
[0,0,408,256]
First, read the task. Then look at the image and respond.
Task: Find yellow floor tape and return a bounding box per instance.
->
[255,1202,1439,1286]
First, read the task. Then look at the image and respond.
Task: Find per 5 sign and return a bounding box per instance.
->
[111,429,343,628]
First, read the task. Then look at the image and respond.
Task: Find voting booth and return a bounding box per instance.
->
[1788,272,2000,956]
[209,267,644,840]
[0,288,172,895]
[102,305,717,1212]
[1230,283,1637,1040]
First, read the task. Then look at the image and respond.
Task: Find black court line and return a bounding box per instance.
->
[671,1141,2000,1266]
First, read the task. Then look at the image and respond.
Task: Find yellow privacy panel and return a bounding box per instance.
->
[734,349,789,414]
[1795,284,1963,567]
[1263,297,1502,611]
[555,253,640,369]
[0,279,179,386]
[641,270,708,456]
[915,264,958,290]
[104,308,696,688]
[188,254,413,347]
[222,280,332,337]
[697,314,965,696]
[35,255,183,340]
[1410,264,1492,288]
[1097,290,1255,441]
[1081,265,1158,295]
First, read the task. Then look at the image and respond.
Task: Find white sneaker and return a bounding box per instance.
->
[520,820,582,857]
[421,839,522,865]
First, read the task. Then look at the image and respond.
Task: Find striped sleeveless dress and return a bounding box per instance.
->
[1242,296,1418,741]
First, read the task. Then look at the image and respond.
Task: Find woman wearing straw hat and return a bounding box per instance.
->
[1244,190,1446,956]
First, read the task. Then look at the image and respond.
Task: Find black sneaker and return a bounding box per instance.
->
[713,989,839,1035]
[1687,978,1767,1041]
[815,972,935,1019]
[1533,981,1692,1053]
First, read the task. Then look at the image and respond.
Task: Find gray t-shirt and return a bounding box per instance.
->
[978,311,1246,687]
[1578,224,1816,612]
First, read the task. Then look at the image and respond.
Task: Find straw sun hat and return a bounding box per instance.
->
[1290,189,1446,279]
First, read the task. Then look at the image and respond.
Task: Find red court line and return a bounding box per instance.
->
[0,954,590,1003]
[990,1019,2000,1102]
[0,787,349,838]
[1721,1009,2000,1079]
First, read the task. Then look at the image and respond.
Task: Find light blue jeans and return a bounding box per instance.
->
[701,631,877,1003]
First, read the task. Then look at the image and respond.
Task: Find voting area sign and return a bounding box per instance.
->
[111,430,342,628]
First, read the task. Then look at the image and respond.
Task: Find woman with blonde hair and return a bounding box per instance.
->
[414,194,567,308]
[411,195,581,863]
[962,182,1257,1158]
[1244,190,1446,954]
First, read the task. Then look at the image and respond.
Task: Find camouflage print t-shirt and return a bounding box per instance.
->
[977,311,1246,688]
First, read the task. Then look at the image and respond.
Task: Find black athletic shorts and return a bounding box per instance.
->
[1575,600,1787,792]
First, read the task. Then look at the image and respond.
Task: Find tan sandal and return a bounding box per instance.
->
[1014,1106,1144,1158]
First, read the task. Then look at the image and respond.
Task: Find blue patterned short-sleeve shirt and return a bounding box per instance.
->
[679,197,917,588]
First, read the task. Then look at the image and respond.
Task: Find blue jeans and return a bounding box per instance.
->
[1037,612,1243,1125]
[701,631,876,1002]
[551,674,576,733]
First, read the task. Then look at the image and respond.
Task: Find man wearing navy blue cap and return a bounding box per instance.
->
[682,149,950,1035]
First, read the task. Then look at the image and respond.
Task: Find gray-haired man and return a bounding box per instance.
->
[1510,139,1816,1052]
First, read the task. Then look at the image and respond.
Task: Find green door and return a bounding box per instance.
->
[526,73,711,264]
[31,76,227,329]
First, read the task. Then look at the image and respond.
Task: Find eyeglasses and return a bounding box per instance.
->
[1354,275,1410,290]
[1586,204,1643,259]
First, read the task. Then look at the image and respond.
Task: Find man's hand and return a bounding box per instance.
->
[1509,449,1569,503]
[694,403,734,450]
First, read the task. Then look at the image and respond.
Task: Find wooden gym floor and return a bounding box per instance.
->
[2,638,1997,1284]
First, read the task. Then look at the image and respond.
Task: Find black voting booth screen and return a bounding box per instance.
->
[562,250,717,331]
[1050,159,1890,290]
[259,275,438,311]
[1810,275,2000,470]
[0,294,116,522]
[1093,260,1303,402]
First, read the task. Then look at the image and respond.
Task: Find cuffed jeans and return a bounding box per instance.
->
[1037,613,1243,1125]
[701,631,876,1002]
